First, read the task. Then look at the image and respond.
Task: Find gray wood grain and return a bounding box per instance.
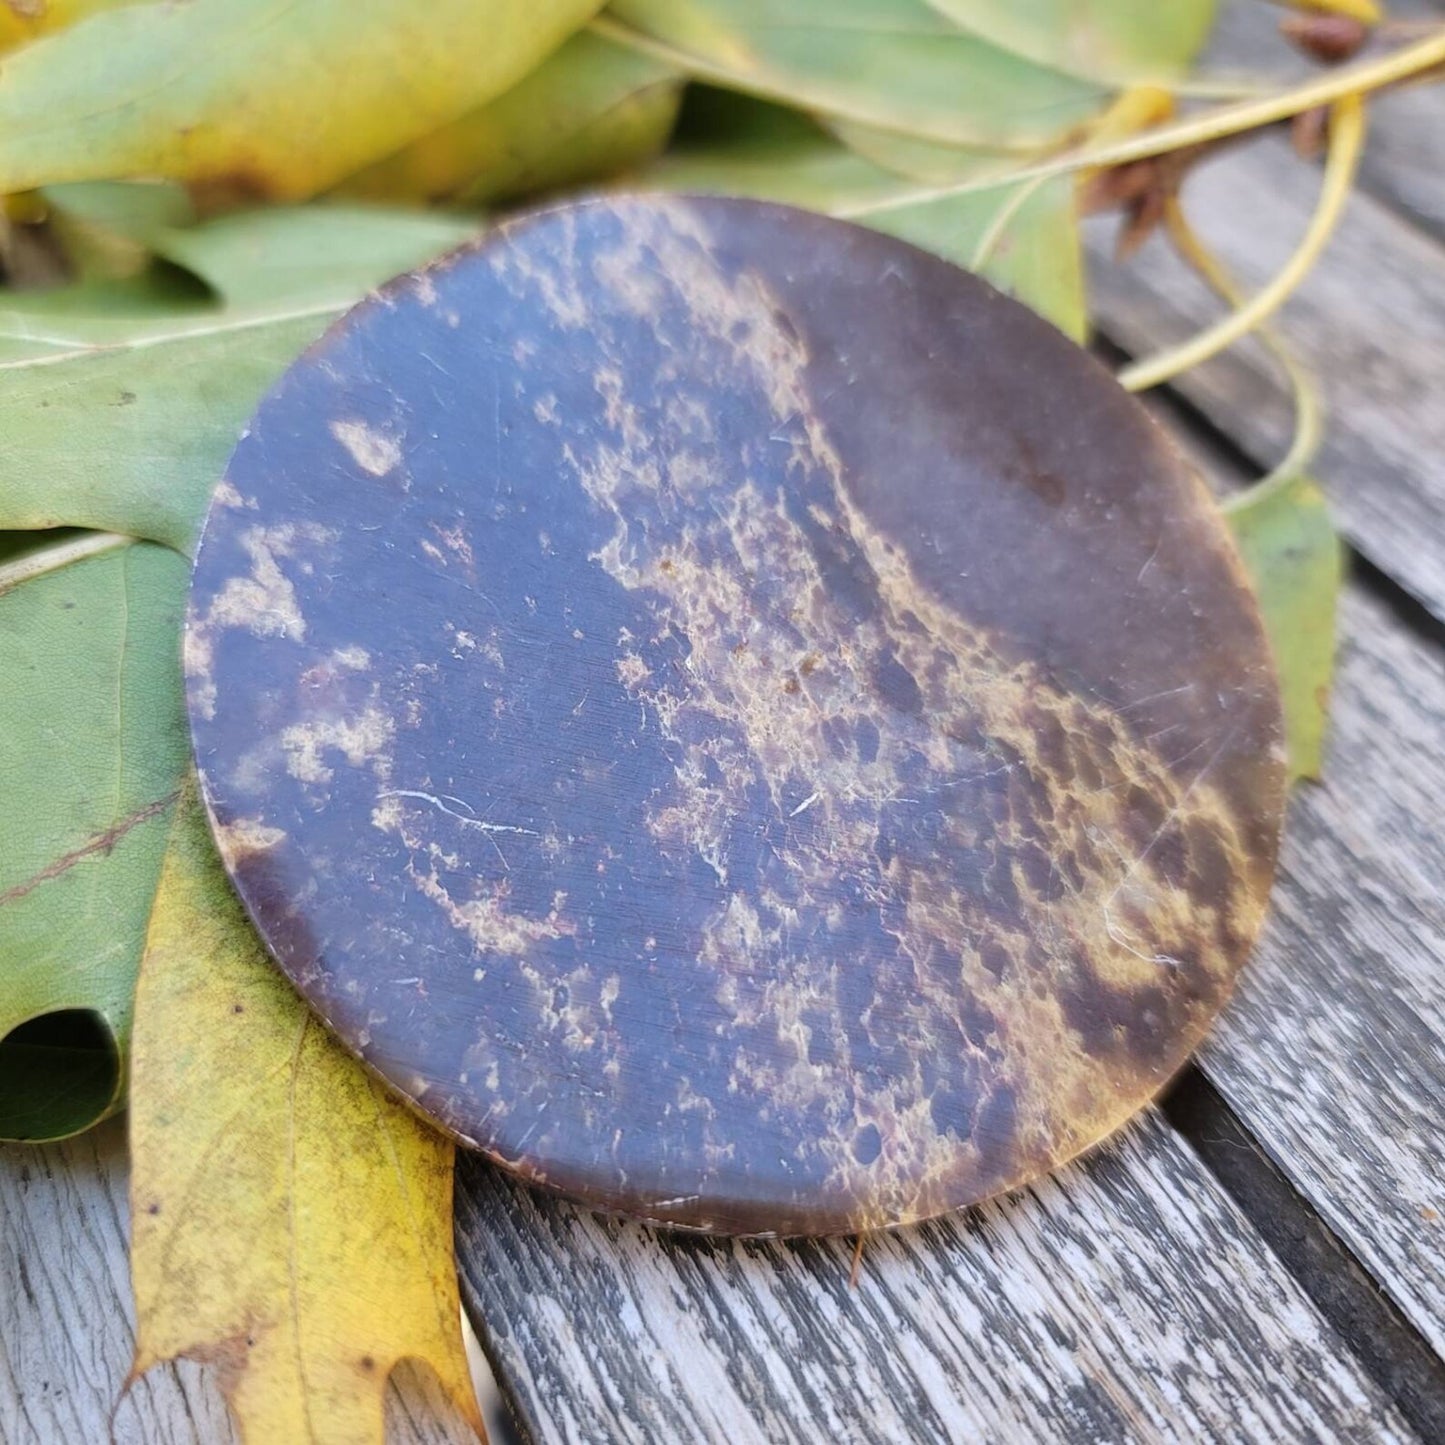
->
[1206,0,1445,244]
[0,1117,488,1445]
[1085,136,1445,623]
[1,1121,237,1445]
[1201,584,1445,1357]
[456,1109,1413,1444]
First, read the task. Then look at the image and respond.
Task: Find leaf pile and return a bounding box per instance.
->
[1,0,1435,1434]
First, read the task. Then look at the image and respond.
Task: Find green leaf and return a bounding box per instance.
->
[337,29,684,206]
[1225,474,1343,781]
[823,121,1018,184]
[0,535,190,1140]
[924,0,1216,84]
[0,205,477,554]
[599,0,1110,149]
[644,98,1085,338]
[135,203,480,311]
[0,0,605,199]
[41,180,197,282]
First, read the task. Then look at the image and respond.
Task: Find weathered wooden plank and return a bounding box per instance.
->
[0,1118,489,1445]
[1203,0,1445,245]
[1104,284,1445,1361]
[456,1108,1413,1444]
[1084,136,1445,622]
[1200,583,1445,1357]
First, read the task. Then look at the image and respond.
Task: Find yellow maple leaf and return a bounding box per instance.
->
[128,784,484,1445]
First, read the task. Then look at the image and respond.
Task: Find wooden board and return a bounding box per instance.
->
[455,1108,1412,1443]
[1200,585,1445,1357]
[1205,0,1445,245]
[0,1119,488,1445]
[1085,136,1445,624]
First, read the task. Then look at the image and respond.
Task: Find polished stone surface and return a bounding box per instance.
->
[186,195,1284,1235]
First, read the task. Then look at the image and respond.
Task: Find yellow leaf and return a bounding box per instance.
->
[129,785,483,1445]
[336,29,682,207]
[0,0,604,200]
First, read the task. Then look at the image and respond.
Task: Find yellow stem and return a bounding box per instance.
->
[1117,93,1366,392]
[1158,196,1324,490]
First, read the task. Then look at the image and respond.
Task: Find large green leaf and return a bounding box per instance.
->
[645,98,1085,338]
[600,0,1110,149]
[0,0,604,199]
[0,535,190,1139]
[337,29,684,206]
[1225,474,1343,781]
[0,204,477,554]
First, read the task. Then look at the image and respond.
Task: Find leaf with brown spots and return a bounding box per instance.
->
[129,785,483,1445]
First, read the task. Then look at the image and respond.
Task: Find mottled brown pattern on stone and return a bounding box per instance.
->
[186,196,1285,1236]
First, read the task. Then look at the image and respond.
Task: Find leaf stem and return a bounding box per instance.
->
[1117,93,1365,392]
[845,28,1442,212]
[1156,194,1324,495]
[0,531,132,595]
[968,173,1054,270]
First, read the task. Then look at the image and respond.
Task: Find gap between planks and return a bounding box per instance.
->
[1163,1066,1445,1442]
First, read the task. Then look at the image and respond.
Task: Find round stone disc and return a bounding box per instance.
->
[186,195,1285,1237]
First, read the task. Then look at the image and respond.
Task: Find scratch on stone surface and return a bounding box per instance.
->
[410,866,575,956]
[378,790,539,838]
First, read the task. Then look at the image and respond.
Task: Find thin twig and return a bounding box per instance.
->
[833,30,1439,214]
[1117,93,1365,392]
[1156,194,1324,493]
